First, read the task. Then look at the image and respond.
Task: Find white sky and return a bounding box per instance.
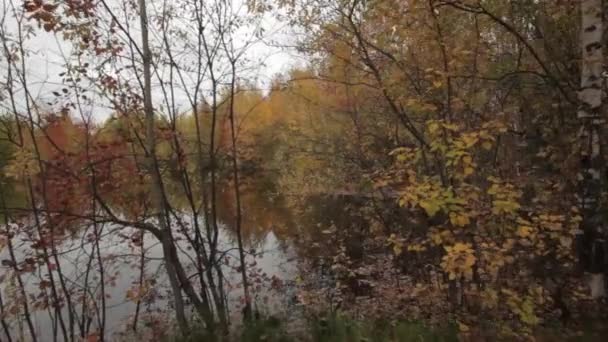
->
[0,0,306,123]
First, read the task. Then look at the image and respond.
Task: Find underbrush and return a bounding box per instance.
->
[169,314,457,342]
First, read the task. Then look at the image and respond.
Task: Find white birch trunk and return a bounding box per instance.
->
[579,0,606,299]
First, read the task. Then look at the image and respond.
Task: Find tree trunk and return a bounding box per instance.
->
[227,61,252,320]
[137,0,189,331]
[577,0,606,299]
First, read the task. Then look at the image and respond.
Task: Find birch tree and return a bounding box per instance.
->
[577,0,607,299]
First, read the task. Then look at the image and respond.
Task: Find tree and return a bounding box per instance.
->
[576,0,606,299]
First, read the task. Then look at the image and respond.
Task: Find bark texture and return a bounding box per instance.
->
[577,0,607,299]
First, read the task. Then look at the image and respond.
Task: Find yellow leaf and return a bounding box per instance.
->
[407,244,426,252]
[442,123,459,131]
[464,167,474,176]
[461,134,478,148]
[420,200,441,217]
[393,244,403,256]
[450,212,470,227]
[458,321,470,333]
[428,121,441,135]
[516,226,532,238]
[430,231,443,245]
[453,242,471,252]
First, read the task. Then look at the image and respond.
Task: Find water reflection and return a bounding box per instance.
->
[0,170,372,341]
[0,179,300,342]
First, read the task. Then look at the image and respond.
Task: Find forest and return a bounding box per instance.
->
[0,0,607,341]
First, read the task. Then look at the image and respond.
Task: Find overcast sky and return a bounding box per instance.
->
[0,0,306,123]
